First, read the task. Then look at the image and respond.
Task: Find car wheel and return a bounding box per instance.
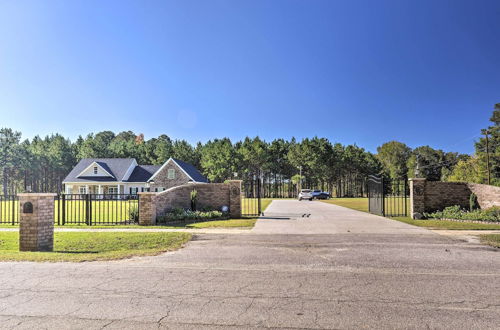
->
[309,198,313,201]
[299,198,302,201]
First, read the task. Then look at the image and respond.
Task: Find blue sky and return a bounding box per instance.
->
[0,0,499,154]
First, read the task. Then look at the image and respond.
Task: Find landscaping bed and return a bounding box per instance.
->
[0,232,191,262]
[424,206,500,223]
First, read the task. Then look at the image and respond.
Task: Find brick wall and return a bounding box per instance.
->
[18,193,56,252]
[138,180,242,224]
[149,161,192,191]
[409,179,500,218]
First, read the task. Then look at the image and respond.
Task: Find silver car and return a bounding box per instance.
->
[298,189,313,201]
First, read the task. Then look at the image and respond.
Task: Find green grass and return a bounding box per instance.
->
[480,234,500,248]
[322,198,500,230]
[186,218,257,229]
[241,198,273,215]
[391,217,500,230]
[321,198,368,212]
[0,231,191,262]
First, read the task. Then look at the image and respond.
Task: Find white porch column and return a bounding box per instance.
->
[98,185,102,194]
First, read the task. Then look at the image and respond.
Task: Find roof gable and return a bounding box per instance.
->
[63,158,136,183]
[148,158,208,183]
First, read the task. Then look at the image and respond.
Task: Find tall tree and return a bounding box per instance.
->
[376,141,411,180]
[0,128,22,194]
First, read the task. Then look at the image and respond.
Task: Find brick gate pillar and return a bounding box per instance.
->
[227,180,242,218]
[138,192,157,225]
[409,178,426,219]
[18,193,56,252]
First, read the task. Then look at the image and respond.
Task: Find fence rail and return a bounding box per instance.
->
[0,195,19,225]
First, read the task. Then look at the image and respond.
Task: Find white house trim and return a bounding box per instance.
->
[76,161,114,179]
[148,158,197,183]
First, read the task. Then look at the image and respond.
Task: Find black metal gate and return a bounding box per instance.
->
[367,175,384,215]
[367,175,409,217]
[241,174,262,217]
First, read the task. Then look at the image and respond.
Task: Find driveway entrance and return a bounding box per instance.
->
[253,200,430,235]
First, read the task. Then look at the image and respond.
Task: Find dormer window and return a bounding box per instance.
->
[167,169,175,179]
[93,166,98,174]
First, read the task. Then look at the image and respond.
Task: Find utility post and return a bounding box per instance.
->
[482,129,491,185]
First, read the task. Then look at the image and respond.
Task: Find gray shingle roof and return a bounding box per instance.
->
[172,158,208,183]
[126,165,161,182]
[62,158,136,183]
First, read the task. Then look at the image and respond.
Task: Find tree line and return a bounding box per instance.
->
[1,104,498,195]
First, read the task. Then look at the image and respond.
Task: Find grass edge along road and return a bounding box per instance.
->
[322,198,500,230]
[480,234,500,248]
[0,232,191,262]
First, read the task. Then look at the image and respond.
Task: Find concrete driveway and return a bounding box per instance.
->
[253,199,431,235]
[0,200,499,329]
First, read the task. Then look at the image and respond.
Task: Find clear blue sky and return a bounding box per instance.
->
[0,0,499,154]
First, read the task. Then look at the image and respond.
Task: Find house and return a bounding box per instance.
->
[62,158,208,195]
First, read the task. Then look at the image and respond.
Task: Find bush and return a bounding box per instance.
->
[424,205,500,222]
[469,193,479,211]
[129,206,139,223]
[157,208,229,223]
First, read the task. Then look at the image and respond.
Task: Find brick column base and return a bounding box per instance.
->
[409,178,426,219]
[18,193,56,252]
[139,193,157,225]
[227,180,242,218]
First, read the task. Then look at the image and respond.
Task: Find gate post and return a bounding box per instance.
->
[138,192,157,225]
[227,180,242,218]
[409,178,426,219]
[18,193,56,252]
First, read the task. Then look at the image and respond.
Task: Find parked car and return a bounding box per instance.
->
[298,189,313,201]
[312,190,330,200]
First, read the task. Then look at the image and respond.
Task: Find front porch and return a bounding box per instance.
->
[65,184,125,195]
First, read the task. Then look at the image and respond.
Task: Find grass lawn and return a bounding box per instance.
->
[391,217,500,230]
[322,198,500,230]
[480,234,500,248]
[186,218,257,229]
[0,231,191,262]
[241,198,273,215]
[321,198,368,212]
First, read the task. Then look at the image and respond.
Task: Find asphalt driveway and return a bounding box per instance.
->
[0,200,499,329]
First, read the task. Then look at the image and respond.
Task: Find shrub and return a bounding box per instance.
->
[129,206,139,223]
[469,193,479,211]
[424,205,500,222]
[157,208,229,223]
[190,189,198,211]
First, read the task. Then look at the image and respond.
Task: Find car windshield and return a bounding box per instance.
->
[313,190,321,192]
[301,189,311,193]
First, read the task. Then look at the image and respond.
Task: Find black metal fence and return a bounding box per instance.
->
[0,194,138,225]
[0,195,19,225]
[55,194,139,225]
[367,176,409,217]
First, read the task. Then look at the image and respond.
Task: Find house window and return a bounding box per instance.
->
[130,187,138,195]
[108,187,118,195]
[79,186,87,194]
[167,169,175,179]
[93,166,98,174]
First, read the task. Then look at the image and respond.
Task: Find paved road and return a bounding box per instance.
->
[0,201,499,329]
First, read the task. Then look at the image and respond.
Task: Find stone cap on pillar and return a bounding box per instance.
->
[408,178,427,182]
